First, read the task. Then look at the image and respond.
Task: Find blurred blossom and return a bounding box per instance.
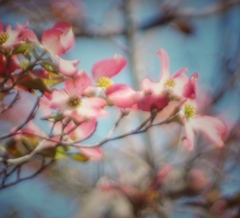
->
[74,189,134,218]
[187,169,209,193]
[50,0,86,26]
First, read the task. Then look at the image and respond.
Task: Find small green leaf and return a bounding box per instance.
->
[21,137,33,151]
[5,138,23,157]
[0,143,7,154]
[54,146,67,160]
[69,153,89,162]
[39,147,56,158]
[40,61,58,73]
[21,136,38,151]
[42,113,65,123]
[23,52,32,61]
[18,76,51,93]
[43,77,65,88]
[13,43,33,54]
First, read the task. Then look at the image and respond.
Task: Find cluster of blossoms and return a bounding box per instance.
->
[0,21,226,164]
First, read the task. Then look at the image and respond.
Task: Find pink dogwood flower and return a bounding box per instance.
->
[90,54,138,108]
[180,74,226,150]
[0,22,21,48]
[42,21,75,56]
[138,49,188,111]
[0,22,29,48]
[91,54,127,89]
[142,49,188,98]
[181,101,226,150]
[50,71,107,120]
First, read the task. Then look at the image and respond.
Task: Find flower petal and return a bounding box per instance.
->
[183,120,195,151]
[191,115,226,147]
[54,22,75,53]
[64,72,92,96]
[157,49,170,81]
[92,54,127,81]
[21,29,39,43]
[106,84,140,108]
[57,56,79,77]
[67,119,97,142]
[172,67,188,78]
[137,93,169,111]
[76,97,107,118]
[42,28,63,55]
[50,90,69,110]
[142,78,163,95]
[183,73,198,99]
[172,70,189,97]
[42,22,74,56]
[78,147,103,160]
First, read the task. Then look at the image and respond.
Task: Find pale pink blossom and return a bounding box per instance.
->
[182,113,227,150]
[0,22,29,48]
[142,49,188,98]
[183,72,213,113]
[138,49,188,112]
[180,74,227,150]
[50,71,107,119]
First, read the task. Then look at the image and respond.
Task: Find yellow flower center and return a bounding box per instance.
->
[164,78,175,87]
[0,32,10,44]
[184,104,195,118]
[67,96,82,109]
[96,77,112,88]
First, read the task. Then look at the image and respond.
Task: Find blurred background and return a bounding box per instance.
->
[1,0,240,217]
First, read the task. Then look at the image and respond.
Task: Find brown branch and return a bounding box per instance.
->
[0,95,41,140]
[77,112,177,148]
[0,91,20,114]
[0,157,55,190]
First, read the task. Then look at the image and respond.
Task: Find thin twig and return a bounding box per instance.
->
[0,158,55,190]
[0,91,20,114]
[0,95,41,140]
[106,110,129,138]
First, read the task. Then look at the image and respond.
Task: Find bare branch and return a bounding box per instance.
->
[0,157,55,190]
